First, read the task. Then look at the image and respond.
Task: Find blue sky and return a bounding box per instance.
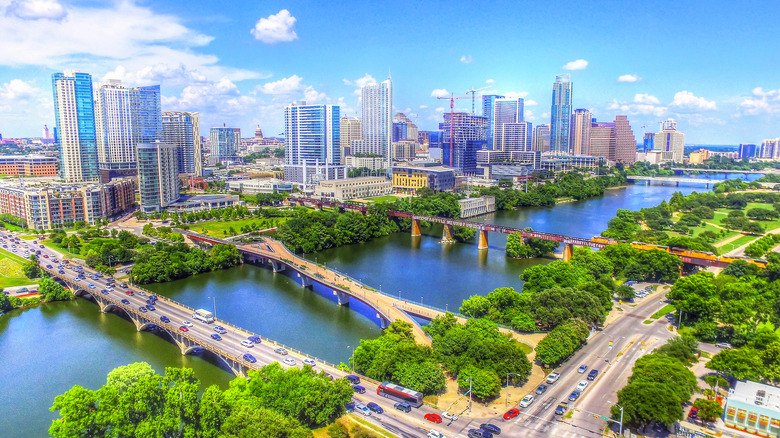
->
[0,0,778,144]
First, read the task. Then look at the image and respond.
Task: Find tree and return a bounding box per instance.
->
[615,285,635,300]
[692,399,724,422]
[613,381,685,427]
[655,335,699,366]
[22,260,41,279]
[37,278,72,302]
[457,365,502,400]
[706,347,764,380]
[535,320,589,366]
[327,422,350,438]
[394,361,447,395]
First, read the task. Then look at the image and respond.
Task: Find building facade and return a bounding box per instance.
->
[313,176,392,201]
[533,124,551,152]
[500,122,532,152]
[613,115,637,164]
[724,380,780,437]
[653,119,685,162]
[209,127,239,164]
[550,74,572,153]
[392,164,456,193]
[589,122,615,160]
[226,178,294,194]
[441,112,488,174]
[458,196,496,218]
[52,70,99,183]
[283,102,343,186]
[356,76,393,168]
[689,149,710,164]
[137,142,179,212]
[0,155,57,176]
[739,143,758,159]
[162,111,201,176]
[570,109,592,155]
[760,139,780,159]
[493,98,523,150]
[93,80,161,182]
[481,94,503,148]
[340,116,361,161]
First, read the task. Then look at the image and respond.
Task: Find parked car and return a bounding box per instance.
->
[519,394,534,408]
[576,380,589,391]
[427,430,445,438]
[535,384,547,394]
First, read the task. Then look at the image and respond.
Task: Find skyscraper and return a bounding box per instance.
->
[137,142,179,212]
[493,98,523,150]
[550,74,572,153]
[613,115,637,164]
[93,80,162,182]
[161,111,201,176]
[209,127,239,164]
[533,124,551,152]
[356,75,392,168]
[51,70,99,182]
[393,113,418,143]
[570,109,592,155]
[643,132,655,151]
[339,116,361,160]
[653,119,685,162]
[283,101,342,185]
[589,122,616,160]
[481,94,504,148]
[499,122,532,152]
[739,143,757,159]
[440,113,488,174]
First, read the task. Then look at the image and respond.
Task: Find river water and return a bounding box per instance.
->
[0,175,757,436]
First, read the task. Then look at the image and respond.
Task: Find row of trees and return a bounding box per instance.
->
[744,234,780,258]
[142,224,184,242]
[49,361,352,438]
[129,243,242,284]
[534,320,589,366]
[505,233,558,258]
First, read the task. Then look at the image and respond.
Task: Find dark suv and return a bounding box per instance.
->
[394,402,411,413]
[587,369,599,381]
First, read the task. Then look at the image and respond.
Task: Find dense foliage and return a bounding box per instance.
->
[130,243,242,284]
[534,320,590,366]
[744,234,780,258]
[505,232,559,258]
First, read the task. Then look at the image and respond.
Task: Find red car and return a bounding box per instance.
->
[179,326,189,332]
[125,291,134,296]
[503,408,520,420]
[424,413,442,424]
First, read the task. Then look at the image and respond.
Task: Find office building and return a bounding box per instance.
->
[653,119,685,162]
[209,126,239,164]
[570,109,592,155]
[760,139,780,159]
[440,112,488,174]
[482,95,503,148]
[643,132,655,151]
[533,124,551,152]
[0,155,57,176]
[355,75,392,168]
[499,122,532,152]
[137,142,179,212]
[589,122,616,160]
[51,70,99,183]
[739,143,758,159]
[93,80,161,182]
[550,74,573,153]
[393,112,418,143]
[723,380,780,436]
[493,98,524,150]
[392,163,456,193]
[314,176,392,201]
[340,116,361,160]
[392,140,417,161]
[689,149,710,164]
[162,111,201,176]
[283,101,344,185]
[613,115,637,164]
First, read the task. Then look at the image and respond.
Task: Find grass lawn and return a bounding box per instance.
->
[0,248,38,288]
[312,415,397,438]
[193,217,287,237]
[0,222,23,231]
[518,342,533,354]
[365,195,399,203]
[721,234,762,253]
[650,303,676,320]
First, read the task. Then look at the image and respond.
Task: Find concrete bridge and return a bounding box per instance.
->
[627,175,778,189]
[670,168,772,174]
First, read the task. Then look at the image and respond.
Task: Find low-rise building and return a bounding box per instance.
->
[227,178,294,194]
[166,194,242,213]
[0,179,136,229]
[313,176,392,201]
[688,149,710,164]
[392,163,456,194]
[458,196,496,218]
[0,155,58,176]
[344,155,386,171]
[724,380,780,437]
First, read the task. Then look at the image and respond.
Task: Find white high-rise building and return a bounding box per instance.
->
[533,124,551,152]
[493,98,523,150]
[137,142,179,212]
[161,112,201,176]
[500,122,532,152]
[654,119,685,162]
[51,70,99,183]
[340,116,361,162]
[356,75,392,168]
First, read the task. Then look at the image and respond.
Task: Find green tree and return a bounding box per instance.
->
[394,361,447,395]
[706,347,765,380]
[535,320,589,366]
[457,365,502,400]
[22,260,41,279]
[327,422,350,438]
[612,381,685,428]
[692,399,724,421]
[37,278,72,302]
[615,285,635,300]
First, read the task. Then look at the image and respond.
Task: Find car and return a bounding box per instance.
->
[577,364,588,374]
[146,304,155,311]
[179,326,189,332]
[519,394,534,408]
[535,384,547,394]
[43,254,49,258]
[283,358,297,366]
[119,282,127,287]
[425,413,443,424]
[211,334,222,341]
[39,245,44,249]
[568,390,581,401]
[88,284,96,289]
[354,404,371,417]
[587,369,599,381]
[345,375,360,385]
[689,406,699,418]
[248,335,262,344]
[442,411,458,421]
[182,321,193,327]
[243,353,256,363]
[213,326,227,334]
[303,359,316,367]
[63,260,69,264]
[72,276,81,282]
[480,424,501,435]
[274,347,288,355]
[241,340,254,348]
[125,290,134,296]
[100,289,108,294]
[394,402,411,413]
[121,299,130,304]
[345,401,356,412]
[137,291,146,296]
[546,373,560,384]
[46,264,52,268]
[467,429,492,438]
[555,402,569,415]
[503,408,519,420]
[58,270,65,274]
[427,430,445,438]
[576,380,589,391]
[716,342,732,349]
[160,316,170,323]
[352,385,365,394]
[366,402,383,414]
[138,306,147,312]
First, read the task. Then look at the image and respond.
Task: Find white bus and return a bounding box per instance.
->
[192,309,215,323]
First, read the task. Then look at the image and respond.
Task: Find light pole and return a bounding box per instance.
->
[347,345,355,371]
[208,296,216,319]
[506,372,524,407]
[608,401,624,438]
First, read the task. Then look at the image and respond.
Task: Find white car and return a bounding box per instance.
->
[241,340,254,348]
[283,358,297,366]
[442,411,458,421]
[354,404,371,417]
[546,373,560,384]
[576,380,589,391]
[519,394,535,408]
[182,321,193,327]
[427,430,445,438]
[303,359,316,367]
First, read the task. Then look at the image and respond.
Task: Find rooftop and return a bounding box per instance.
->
[729,380,780,411]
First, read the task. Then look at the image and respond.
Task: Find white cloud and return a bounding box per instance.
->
[419,105,428,109]
[0,79,38,99]
[634,93,660,105]
[562,59,588,70]
[504,91,529,100]
[250,9,298,44]
[525,110,535,121]
[525,99,538,106]
[460,55,473,64]
[670,91,717,111]
[485,78,495,85]
[739,87,780,116]
[435,107,445,113]
[6,0,66,20]
[617,74,641,83]
[257,75,304,95]
[342,78,352,86]
[431,88,450,98]
[354,74,376,88]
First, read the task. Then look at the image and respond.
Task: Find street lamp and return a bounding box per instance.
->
[608,401,624,438]
[207,296,216,319]
[506,372,524,407]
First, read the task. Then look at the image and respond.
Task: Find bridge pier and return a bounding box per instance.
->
[478,229,488,250]
[270,261,286,272]
[441,224,455,243]
[297,273,313,288]
[378,315,389,329]
[411,218,421,237]
[333,290,350,306]
[562,243,574,261]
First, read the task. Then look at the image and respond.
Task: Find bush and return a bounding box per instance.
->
[535,320,589,366]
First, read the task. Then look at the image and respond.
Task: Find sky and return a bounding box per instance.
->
[0,0,778,145]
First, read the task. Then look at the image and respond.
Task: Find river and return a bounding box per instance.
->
[0,175,758,436]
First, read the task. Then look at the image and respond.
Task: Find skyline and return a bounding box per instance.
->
[0,0,779,144]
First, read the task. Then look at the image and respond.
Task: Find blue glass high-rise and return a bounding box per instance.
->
[550,74,572,153]
[482,94,504,150]
[52,71,99,182]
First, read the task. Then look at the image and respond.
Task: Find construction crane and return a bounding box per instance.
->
[436,92,473,167]
[465,85,491,115]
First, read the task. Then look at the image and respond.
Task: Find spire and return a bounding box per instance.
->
[387,69,392,81]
